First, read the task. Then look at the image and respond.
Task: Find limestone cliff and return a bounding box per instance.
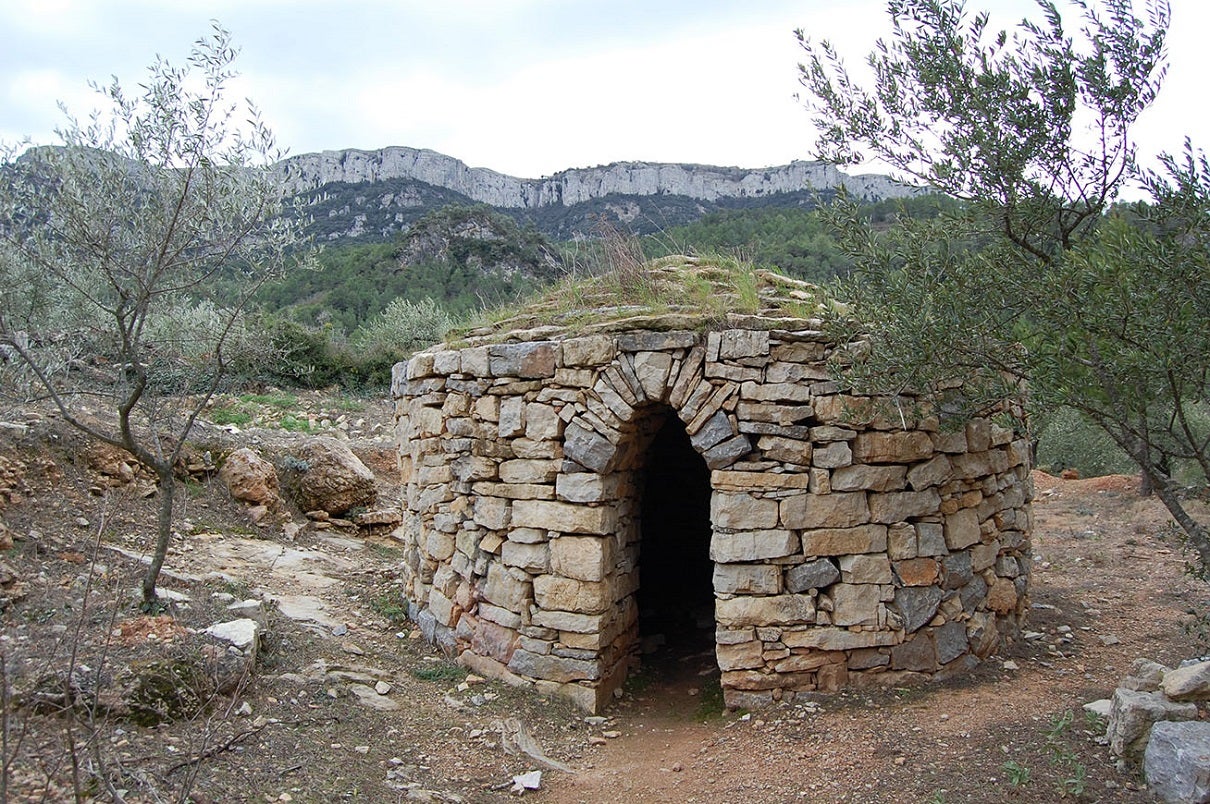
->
[274,146,915,209]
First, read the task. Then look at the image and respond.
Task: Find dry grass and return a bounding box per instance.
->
[451,254,837,345]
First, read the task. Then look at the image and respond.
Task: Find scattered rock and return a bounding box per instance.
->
[1108,688,1198,759]
[494,718,573,772]
[0,454,28,508]
[226,599,267,624]
[246,504,272,525]
[157,587,191,603]
[287,438,377,515]
[355,507,403,527]
[347,683,401,711]
[1084,699,1112,719]
[204,618,261,656]
[1161,660,1210,702]
[219,448,281,508]
[1122,658,1169,692]
[0,559,27,611]
[85,442,141,486]
[511,770,542,794]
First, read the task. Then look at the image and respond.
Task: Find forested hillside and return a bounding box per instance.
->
[292,176,838,242]
[644,194,960,282]
[263,194,959,335]
[263,205,560,329]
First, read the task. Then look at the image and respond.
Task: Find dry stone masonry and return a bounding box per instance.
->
[392,267,1032,711]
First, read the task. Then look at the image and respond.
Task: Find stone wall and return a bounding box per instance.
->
[392,321,1032,711]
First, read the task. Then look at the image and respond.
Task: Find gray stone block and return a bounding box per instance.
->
[933,620,969,665]
[894,586,942,634]
[1109,688,1199,759]
[1144,720,1210,803]
[891,634,936,672]
[785,558,840,593]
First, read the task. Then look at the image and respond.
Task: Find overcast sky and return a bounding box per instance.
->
[2,0,1205,181]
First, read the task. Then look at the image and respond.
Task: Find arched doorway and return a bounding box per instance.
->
[636,407,716,673]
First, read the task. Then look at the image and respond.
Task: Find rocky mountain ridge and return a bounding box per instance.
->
[274,146,915,210]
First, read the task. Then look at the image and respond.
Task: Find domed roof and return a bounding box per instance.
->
[450,255,844,346]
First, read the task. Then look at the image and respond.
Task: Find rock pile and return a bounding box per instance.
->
[1094,657,1210,803]
[392,267,1033,711]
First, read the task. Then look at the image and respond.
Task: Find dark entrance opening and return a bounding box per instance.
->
[637,408,715,671]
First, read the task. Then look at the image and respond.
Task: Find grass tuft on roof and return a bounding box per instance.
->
[450,254,845,345]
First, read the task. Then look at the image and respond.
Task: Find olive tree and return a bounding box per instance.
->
[797,0,1210,573]
[0,24,310,606]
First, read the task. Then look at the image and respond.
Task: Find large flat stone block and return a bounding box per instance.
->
[710,529,799,563]
[716,594,816,627]
[781,492,869,530]
[513,499,618,535]
[550,535,615,582]
[801,524,887,556]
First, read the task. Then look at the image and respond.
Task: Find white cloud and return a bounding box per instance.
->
[1132,1,1210,168]
[0,0,99,36]
[0,69,97,146]
[243,6,884,176]
[3,0,1207,181]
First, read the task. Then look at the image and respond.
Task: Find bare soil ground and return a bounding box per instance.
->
[1,393,1207,803]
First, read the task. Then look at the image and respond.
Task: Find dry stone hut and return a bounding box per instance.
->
[392,258,1032,711]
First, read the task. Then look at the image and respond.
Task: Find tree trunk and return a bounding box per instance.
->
[1148,475,1210,576]
[141,464,176,608]
[1109,430,1207,574]
[1140,455,1171,497]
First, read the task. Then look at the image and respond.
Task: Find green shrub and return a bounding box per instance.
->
[232,300,455,393]
[351,297,453,356]
[278,414,313,433]
[410,661,464,682]
[369,591,408,624]
[1035,407,1135,477]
